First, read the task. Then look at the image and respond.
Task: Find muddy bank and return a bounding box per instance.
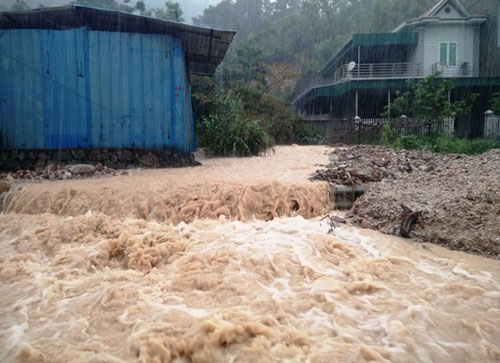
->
[313,145,500,258]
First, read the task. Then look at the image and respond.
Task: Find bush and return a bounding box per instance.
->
[294,124,325,145]
[196,96,272,157]
[393,134,499,155]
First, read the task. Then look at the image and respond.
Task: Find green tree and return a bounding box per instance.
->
[384,74,478,121]
[153,1,184,22]
[490,90,500,115]
[11,0,30,11]
[71,0,135,13]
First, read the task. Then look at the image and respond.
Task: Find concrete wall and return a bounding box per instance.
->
[470,0,500,77]
[420,24,478,76]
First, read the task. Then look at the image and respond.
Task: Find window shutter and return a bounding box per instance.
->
[449,43,457,65]
[439,43,448,65]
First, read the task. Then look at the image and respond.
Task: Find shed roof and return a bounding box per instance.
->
[0,5,236,75]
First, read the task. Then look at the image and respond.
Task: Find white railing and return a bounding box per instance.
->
[333,63,423,83]
[431,62,471,77]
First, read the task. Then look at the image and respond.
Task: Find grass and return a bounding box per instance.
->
[392,134,500,155]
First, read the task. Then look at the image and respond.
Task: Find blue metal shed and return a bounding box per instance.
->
[0,6,235,153]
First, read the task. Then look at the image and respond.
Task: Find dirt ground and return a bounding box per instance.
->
[313,145,500,259]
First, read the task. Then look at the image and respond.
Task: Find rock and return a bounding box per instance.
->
[120,171,129,176]
[329,154,340,162]
[353,168,376,182]
[47,163,59,172]
[0,181,11,193]
[54,150,72,161]
[71,150,87,160]
[117,150,135,162]
[68,164,96,176]
[38,152,49,161]
[138,153,159,168]
[95,163,104,172]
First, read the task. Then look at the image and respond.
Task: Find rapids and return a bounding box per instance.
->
[0,146,499,362]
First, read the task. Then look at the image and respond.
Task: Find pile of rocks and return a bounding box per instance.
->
[0,148,200,172]
[1,163,121,182]
[314,145,500,259]
[312,145,456,185]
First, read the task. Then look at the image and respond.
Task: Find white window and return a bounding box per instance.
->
[439,42,457,65]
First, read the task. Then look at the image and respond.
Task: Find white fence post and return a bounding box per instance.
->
[484,110,500,138]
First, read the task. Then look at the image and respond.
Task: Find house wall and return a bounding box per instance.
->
[470,0,500,77]
[0,27,195,153]
[420,23,478,76]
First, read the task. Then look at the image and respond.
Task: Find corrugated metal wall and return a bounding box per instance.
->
[0,27,194,152]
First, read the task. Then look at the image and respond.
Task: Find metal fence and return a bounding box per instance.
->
[307,117,455,145]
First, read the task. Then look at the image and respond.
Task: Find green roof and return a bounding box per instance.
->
[352,32,418,47]
[296,77,500,106]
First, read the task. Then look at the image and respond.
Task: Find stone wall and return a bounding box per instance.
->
[0,148,200,172]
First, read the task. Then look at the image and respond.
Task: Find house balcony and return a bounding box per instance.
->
[431,62,471,77]
[331,62,472,84]
[333,63,423,83]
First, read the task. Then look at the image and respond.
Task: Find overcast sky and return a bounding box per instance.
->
[4,0,222,24]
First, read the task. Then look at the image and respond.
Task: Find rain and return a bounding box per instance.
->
[0,0,500,362]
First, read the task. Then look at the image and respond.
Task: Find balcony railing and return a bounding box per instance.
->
[333,63,423,83]
[431,62,471,77]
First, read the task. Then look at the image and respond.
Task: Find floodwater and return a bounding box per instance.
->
[0,146,499,363]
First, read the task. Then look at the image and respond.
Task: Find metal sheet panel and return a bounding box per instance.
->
[87,30,189,151]
[39,27,89,149]
[0,27,195,153]
[0,29,45,149]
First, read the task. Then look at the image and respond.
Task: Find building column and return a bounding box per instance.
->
[355,90,359,117]
[387,90,391,118]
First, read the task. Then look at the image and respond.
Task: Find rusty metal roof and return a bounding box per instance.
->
[0,5,236,75]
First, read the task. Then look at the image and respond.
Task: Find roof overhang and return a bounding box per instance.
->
[394,15,487,32]
[0,5,236,75]
[294,77,500,107]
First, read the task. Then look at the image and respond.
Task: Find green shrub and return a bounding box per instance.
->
[393,134,499,155]
[196,96,272,157]
[294,124,325,145]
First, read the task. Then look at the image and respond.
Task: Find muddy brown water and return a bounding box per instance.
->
[0,146,499,362]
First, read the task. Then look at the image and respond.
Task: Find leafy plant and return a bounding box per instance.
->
[294,124,325,145]
[381,122,396,146]
[490,90,500,115]
[393,134,499,155]
[382,74,478,120]
[196,95,272,157]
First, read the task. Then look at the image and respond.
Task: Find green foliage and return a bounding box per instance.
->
[196,95,272,157]
[11,0,29,11]
[294,124,325,145]
[393,135,500,155]
[381,122,396,146]
[71,0,135,13]
[490,90,500,115]
[194,0,438,75]
[383,74,478,120]
[151,1,184,22]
